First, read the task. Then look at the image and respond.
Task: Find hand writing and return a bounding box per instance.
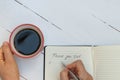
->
[0,42,19,80]
[60,60,93,80]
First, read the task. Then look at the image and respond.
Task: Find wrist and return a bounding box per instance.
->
[83,73,93,80]
[85,74,93,80]
[79,71,93,80]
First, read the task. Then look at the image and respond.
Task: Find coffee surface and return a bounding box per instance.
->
[14,29,41,55]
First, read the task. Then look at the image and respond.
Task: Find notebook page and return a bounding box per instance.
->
[45,46,94,80]
[94,46,120,80]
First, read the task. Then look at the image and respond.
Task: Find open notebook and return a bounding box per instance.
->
[44,46,120,80]
[0,27,27,80]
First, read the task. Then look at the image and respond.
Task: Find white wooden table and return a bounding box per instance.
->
[0,0,120,80]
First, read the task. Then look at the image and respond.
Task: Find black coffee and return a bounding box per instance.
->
[14,29,41,55]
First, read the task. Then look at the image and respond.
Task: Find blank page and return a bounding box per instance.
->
[94,46,120,80]
[45,46,94,80]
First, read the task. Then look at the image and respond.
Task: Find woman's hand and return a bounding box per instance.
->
[0,42,19,80]
[60,60,93,80]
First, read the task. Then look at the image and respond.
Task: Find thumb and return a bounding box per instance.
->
[2,42,14,62]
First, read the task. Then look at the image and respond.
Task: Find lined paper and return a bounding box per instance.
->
[94,46,120,80]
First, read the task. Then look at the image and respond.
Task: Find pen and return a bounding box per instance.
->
[61,62,80,80]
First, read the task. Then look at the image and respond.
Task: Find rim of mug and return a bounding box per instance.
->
[9,24,44,58]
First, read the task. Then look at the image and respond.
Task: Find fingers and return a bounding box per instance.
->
[0,48,4,60]
[0,47,5,64]
[60,60,93,80]
[60,69,69,80]
[2,42,14,62]
[67,60,84,69]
